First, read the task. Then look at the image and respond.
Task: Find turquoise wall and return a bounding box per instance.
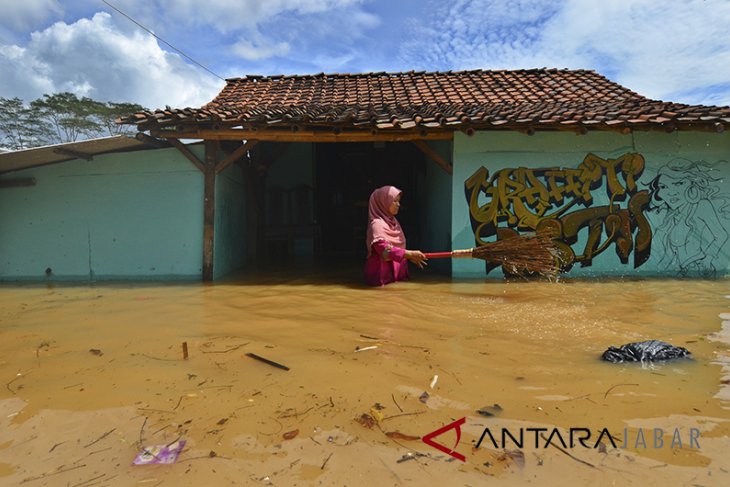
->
[420,140,453,274]
[7,130,725,282]
[0,146,204,280]
[452,130,730,278]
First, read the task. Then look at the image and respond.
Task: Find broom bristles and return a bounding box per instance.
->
[470,233,559,278]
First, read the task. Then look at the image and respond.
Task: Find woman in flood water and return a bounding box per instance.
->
[365,185,428,286]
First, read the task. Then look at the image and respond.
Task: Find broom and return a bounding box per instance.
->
[423,233,560,278]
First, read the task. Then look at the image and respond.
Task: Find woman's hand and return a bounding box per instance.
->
[405,250,428,268]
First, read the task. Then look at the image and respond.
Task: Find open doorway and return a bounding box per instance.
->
[314,142,426,259]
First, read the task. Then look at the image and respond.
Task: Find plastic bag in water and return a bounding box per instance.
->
[133,440,186,465]
[601,340,691,363]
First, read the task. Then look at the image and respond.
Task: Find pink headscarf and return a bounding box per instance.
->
[366,185,406,256]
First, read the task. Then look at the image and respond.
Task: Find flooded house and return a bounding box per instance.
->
[2,68,729,281]
[2,70,730,486]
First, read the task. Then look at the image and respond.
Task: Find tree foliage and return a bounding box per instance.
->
[0,97,46,150]
[0,93,146,150]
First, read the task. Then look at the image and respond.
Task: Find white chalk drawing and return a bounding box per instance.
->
[647,159,729,277]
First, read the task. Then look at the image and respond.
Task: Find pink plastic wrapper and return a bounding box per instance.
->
[133,440,186,465]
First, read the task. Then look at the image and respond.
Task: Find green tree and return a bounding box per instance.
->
[0,93,147,149]
[30,92,104,143]
[0,97,48,150]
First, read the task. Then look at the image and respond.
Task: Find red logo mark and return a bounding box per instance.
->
[422,417,466,462]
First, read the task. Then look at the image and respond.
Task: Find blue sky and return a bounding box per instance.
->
[1,0,729,110]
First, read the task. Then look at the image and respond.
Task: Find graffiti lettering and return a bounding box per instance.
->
[465,153,652,273]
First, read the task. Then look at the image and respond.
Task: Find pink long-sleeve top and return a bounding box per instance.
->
[364,240,409,286]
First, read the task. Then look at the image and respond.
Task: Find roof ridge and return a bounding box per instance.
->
[224,67,600,83]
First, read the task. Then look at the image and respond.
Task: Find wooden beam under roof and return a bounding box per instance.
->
[151,128,453,143]
[168,139,205,172]
[215,140,259,174]
[0,177,36,188]
[411,140,453,175]
[53,147,93,161]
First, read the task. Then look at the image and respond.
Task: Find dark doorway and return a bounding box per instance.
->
[314,142,426,257]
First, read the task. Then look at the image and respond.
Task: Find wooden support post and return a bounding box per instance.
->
[169,139,206,172]
[411,140,453,175]
[202,140,218,281]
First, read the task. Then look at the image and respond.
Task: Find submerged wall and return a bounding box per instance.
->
[9,129,724,282]
[420,140,453,275]
[452,130,730,278]
[0,146,204,280]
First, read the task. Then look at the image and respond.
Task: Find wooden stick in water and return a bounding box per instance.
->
[245,352,290,371]
[182,341,189,360]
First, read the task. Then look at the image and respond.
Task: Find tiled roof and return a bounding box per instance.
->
[122,69,730,132]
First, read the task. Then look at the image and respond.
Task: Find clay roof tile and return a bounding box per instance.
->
[121,69,729,131]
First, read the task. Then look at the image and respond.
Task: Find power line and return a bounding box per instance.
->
[100,0,226,81]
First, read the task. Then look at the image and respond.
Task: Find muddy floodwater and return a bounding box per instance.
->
[1,268,729,486]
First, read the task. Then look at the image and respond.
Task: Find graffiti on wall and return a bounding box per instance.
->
[465,153,653,274]
[646,159,730,277]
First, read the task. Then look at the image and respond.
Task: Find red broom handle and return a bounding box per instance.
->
[423,249,474,259]
[423,251,454,259]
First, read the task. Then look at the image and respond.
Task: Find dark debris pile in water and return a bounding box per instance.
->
[601,340,692,363]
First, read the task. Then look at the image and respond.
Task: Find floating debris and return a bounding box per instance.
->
[355,413,376,429]
[385,431,420,441]
[355,345,379,352]
[601,340,691,363]
[133,440,186,465]
[419,391,429,404]
[369,405,385,423]
[283,429,299,440]
[321,452,333,469]
[397,452,427,463]
[429,375,439,389]
[497,449,525,470]
[476,404,503,417]
[245,352,290,371]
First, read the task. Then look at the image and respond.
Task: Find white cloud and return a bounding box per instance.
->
[1,0,726,111]
[545,0,730,105]
[311,52,356,71]
[157,0,375,61]
[401,0,730,106]
[232,39,290,60]
[399,0,557,70]
[159,0,366,33]
[0,12,223,109]
[0,0,62,31]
